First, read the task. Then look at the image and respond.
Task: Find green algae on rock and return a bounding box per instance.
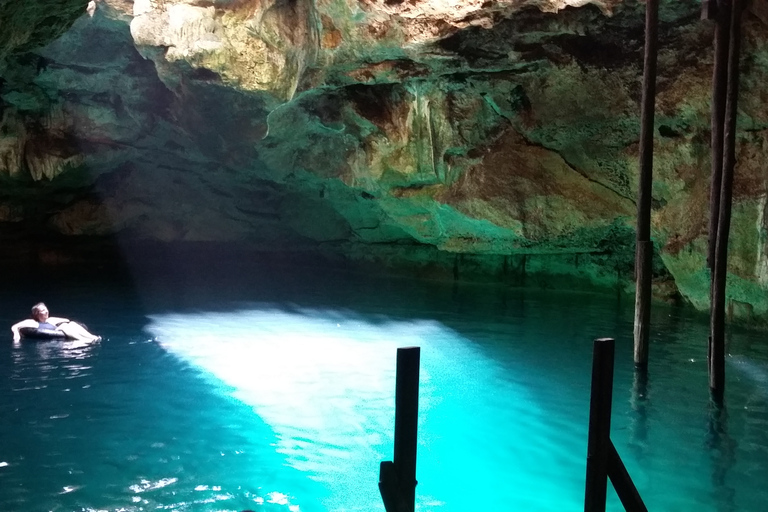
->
[1,0,768,325]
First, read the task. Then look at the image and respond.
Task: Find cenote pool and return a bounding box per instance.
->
[1,266,767,511]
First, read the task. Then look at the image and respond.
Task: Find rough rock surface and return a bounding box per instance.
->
[1,0,768,322]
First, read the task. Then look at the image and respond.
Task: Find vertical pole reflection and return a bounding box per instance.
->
[706,402,737,512]
[629,370,649,460]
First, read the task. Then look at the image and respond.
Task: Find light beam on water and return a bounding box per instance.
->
[149,305,586,511]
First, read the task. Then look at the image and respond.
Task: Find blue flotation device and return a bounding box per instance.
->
[19,327,69,340]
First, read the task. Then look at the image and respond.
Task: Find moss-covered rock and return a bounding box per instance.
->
[2,0,768,325]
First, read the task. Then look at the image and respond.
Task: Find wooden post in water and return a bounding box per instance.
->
[633,0,659,368]
[585,338,648,512]
[630,369,649,446]
[585,338,615,512]
[379,347,420,512]
[710,0,744,402]
[633,241,652,366]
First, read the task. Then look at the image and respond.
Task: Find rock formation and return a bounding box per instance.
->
[1,0,767,322]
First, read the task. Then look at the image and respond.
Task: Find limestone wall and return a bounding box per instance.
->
[1,0,768,322]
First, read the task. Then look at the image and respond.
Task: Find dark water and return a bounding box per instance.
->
[1,267,767,511]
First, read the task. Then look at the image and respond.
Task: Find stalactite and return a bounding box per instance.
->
[425,97,438,181]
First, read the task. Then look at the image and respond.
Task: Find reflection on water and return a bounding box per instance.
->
[1,272,768,511]
[706,403,737,512]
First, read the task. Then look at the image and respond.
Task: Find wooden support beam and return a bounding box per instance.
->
[585,339,649,512]
[584,338,615,512]
[633,0,659,369]
[702,0,718,19]
[633,241,652,367]
[630,370,649,445]
[393,347,419,506]
[607,441,648,512]
[635,0,659,247]
[379,347,420,512]
[710,0,744,401]
[708,0,732,270]
[379,462,411,512]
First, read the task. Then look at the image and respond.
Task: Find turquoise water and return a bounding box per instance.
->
[1,268,768,511]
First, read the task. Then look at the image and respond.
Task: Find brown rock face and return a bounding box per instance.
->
[1,0,768,321]
[0,1,86,61]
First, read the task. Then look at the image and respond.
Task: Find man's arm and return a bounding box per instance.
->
[11,320,38,343]
[48,316,70,326]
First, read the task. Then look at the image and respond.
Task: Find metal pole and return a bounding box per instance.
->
[633,0,659,368]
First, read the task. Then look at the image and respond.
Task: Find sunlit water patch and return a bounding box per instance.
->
[149,307,580,511]
[146,290,768,512]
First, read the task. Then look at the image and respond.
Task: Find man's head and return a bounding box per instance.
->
[31,303,49,322]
